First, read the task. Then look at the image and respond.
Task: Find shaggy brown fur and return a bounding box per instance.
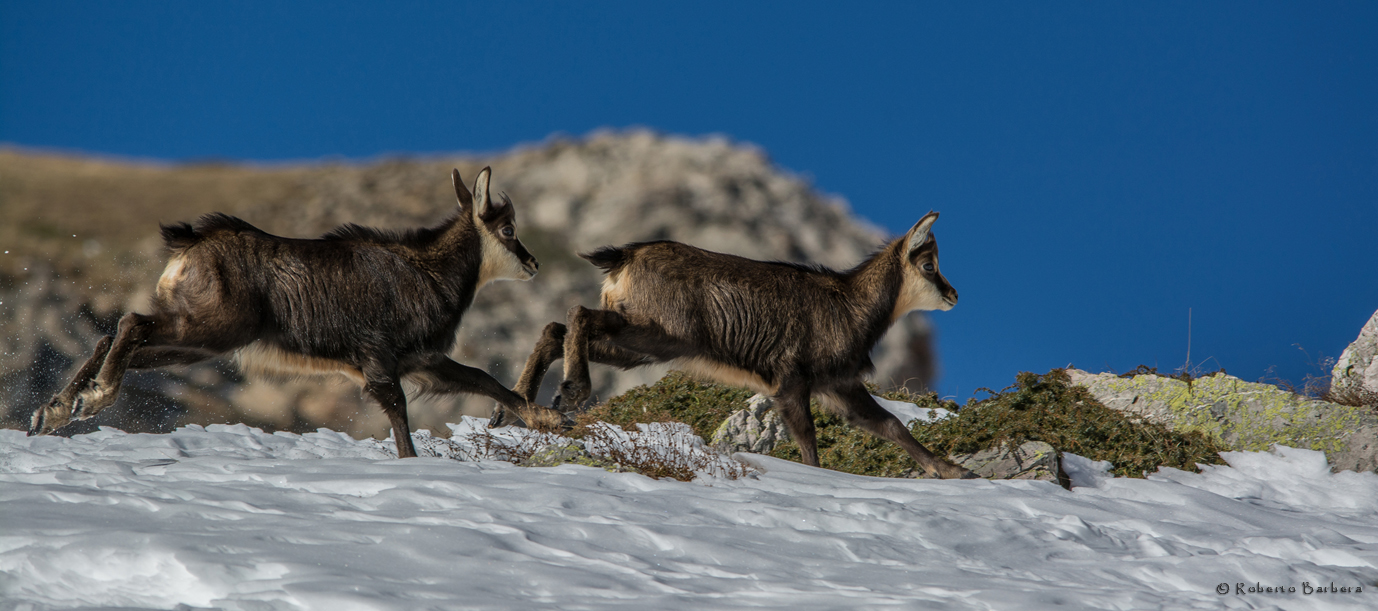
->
[30,168,562,457]
[512,212,973,478]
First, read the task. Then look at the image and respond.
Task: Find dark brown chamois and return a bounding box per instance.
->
[30,167,562,457]
[511,211,973,478]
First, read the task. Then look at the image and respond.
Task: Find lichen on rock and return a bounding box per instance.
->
[1067,368,1378,473]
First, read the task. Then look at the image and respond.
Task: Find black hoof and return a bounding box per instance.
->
[71,397,89,420]
[487,406,508,429]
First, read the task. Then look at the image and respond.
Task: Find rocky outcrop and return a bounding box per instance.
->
[710,395,791,455]
[949,441,1069,488]
[711,393,1068,484]
[1332,309,1378,403]
[0,131,941,439]
[1066,368,1378,473]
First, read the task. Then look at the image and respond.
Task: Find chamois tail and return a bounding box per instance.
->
[579,245,630,274]
[161,213,266,254]
[159,222,201,253]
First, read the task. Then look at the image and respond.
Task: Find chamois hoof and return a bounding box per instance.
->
[488,404,526,429]
[28,398,71,436]
[487,405,507,428]
[556,380,592,410]
[71,381,116,421]
[26,411,45,437]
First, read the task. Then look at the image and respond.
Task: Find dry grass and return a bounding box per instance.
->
[448,417,751,482]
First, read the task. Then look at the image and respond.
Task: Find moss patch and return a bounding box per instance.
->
[572,371,755,440]
[911,370,1226,478]
[588,369,1226,479]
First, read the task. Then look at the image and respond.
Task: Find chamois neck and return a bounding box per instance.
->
[845,238,907,329]
[408,214,483,296]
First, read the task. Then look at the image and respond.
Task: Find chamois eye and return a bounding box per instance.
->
[922,262,935,272]
[501,227,515,238]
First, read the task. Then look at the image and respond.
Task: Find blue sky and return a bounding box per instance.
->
[3,1,1375,400]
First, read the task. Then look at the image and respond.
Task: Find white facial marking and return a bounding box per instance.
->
[891,259,953,323]
[476,225,532,286]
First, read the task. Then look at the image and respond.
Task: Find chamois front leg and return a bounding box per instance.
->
[411,355,566,432]
[773,382,819,467]
[831,383,975,479]
[363,368,416,458]
[559,306,599,409]
[514,323,566,402]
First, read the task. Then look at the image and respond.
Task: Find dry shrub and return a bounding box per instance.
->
[580,422,751,481]
[447,415,751,482]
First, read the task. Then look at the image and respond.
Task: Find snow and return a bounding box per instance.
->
[873,396,954,425]
[2,421,1376,610]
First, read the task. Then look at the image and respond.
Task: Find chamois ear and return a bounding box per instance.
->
[472,167,493,219]
[452,169,473,211]
[905,211,939,253]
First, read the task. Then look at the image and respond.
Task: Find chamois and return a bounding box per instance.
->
[511,211,973,478]
[30,167,561,457]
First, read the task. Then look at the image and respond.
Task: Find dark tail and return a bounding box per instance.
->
[160,213,262,252]
[159,222,201,252]
[579,245,629,273]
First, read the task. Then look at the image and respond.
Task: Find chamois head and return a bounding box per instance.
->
[452,167,539,284]
[894,211,958,318]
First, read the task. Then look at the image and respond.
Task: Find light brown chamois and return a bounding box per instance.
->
[511,211,974,478]
[30,168,562,457]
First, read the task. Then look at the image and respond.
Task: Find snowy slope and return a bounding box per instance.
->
[2,421,1376,610]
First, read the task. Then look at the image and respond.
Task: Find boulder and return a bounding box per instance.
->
[710,394,791,454]
[1066,368,1378,473]
[948,441,1070,488]
[520,440,628,472]
[1331,309,1378,403]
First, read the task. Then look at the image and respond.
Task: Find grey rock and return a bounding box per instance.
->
[710,394,792,454]
[948,441,1070,488]
[1066,368,1378,473]
[1332,309,1378,401]
[520,441,628,472]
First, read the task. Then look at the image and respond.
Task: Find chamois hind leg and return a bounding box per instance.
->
[30,312,169,436]
[126,346,220,369]
[559,306,682,409]
[829,383,974,479]
[363,367,416,458]
[502,320,658,427]
[29,335,113,436]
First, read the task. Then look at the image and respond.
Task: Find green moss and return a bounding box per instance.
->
[768,386,960,478]
[573,371,755,440]
[910,370,1226,478]
[769,409,918,478]
[585,369,1227,479]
